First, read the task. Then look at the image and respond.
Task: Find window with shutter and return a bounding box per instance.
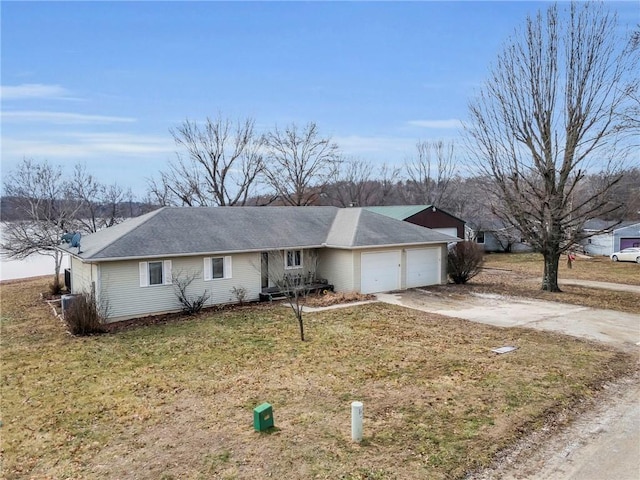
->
[205,256,232,280]
[140,260,172,287]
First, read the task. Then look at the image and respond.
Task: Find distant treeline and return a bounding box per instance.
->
[0,196,157,223]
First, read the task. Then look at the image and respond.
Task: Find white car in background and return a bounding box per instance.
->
[610,247,640,263]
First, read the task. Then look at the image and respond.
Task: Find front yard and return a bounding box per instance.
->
[482,252,640,285]
[468,253,640,314]
[1,277,636,479]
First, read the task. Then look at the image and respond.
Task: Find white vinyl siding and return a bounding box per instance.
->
[204,256,232,281]
[264,249,317,282]
[100,253,260,322]
[317,249,355,292]
[70,256,93,294]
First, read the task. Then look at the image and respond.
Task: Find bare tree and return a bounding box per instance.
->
[263,122,341,206]
[71,164,128,233]
[375,163,403,206]
[100,183,130,227]
[465,2,638,291]
[329,159,401,207]
[330,158,374,207]
[622,26,640,135]
[403,140,457,207]
[1,158,81,291]
[260,249,320,341]
[149,116,265,206]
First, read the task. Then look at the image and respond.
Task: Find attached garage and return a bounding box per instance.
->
[406,247,441,288]
[361,250,401,294]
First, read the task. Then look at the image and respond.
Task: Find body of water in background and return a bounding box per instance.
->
[0,223,70,281]
[0,253,70,281]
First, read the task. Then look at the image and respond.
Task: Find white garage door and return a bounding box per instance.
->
[433,227,458,238]
[406,248,441,288]
[361,251,401,294]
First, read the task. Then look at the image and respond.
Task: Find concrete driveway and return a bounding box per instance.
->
[376,289,640,480]
[377,289,640,351]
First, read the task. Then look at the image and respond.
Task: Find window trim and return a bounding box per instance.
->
[204,256,232,281]
[476,231,485,244]
[285,249,303,269]
[139,260,172,287]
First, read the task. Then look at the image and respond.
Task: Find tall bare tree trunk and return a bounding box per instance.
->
[465,2,638,292]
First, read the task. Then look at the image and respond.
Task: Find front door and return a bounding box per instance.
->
[261,252,269,289]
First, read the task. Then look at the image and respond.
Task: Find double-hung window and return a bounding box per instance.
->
[285,249,302,269]
[204,256,232,281]
[139,260,172,287]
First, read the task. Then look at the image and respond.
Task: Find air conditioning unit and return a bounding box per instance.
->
[61,294,79,318]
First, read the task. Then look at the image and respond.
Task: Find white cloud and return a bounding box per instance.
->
[1,132,175,159]
[2,111,136,124]
[407,119,462,129]
[1,83,72,100]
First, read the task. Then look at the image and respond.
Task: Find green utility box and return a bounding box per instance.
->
[253,403,274,431]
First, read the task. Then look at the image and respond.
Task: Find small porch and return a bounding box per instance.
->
[259,272,334,302]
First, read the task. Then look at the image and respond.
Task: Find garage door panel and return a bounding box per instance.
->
[406,248,441,288]
[620,238,640,249]
[361,251,400,294]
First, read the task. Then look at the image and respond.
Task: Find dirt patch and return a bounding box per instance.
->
[304,291,375,308]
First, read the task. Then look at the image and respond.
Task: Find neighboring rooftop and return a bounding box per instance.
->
[583,219,639,231]
[364,205,466,223]
[364,205,434,221]
[61,206,459,261]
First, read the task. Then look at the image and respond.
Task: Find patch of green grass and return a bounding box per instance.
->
[1,278,636,480]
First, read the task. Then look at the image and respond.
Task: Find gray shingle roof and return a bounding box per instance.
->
[583,219,638,231]
[62,206,458,261]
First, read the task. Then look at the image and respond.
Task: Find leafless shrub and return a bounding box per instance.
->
[230,286,248,305]
[448,241,484,284]
[48,277,63,296]
[64,291,107,336]
[172,271,210,314]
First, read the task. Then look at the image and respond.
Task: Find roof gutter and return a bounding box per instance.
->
[70,244,328,263]
[322,239,459,250]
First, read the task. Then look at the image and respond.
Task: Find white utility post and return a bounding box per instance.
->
[351,401,363,442]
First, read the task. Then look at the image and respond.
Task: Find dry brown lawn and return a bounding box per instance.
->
[463,253,640,314]
[482,252,640,285]
[1,277,636,479]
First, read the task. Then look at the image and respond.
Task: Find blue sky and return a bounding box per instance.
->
[2,1,638,196]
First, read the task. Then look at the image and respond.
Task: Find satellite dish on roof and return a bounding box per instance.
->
[70,233,81,250]
[61,232,74,244]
